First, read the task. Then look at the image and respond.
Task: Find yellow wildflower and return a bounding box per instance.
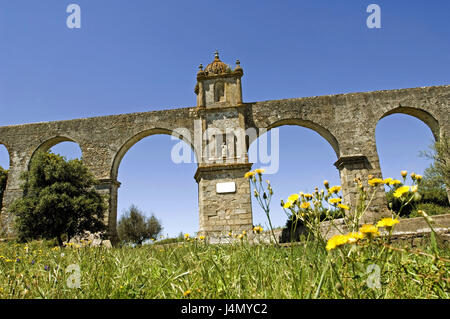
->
[359,224,380,237]
[324,180,329,188]
[183,290,192,297]
[389,179,402,186]
[328,198,342,205]
[184,234,190,239]
[415,174,422,181]
[328,186,341,194]
[304,193,313,199]
[411,185,418,193]
[376,218,399,228]
[382,178,393,184]
[288,194,300,202]
[338,204,350,210]
[345,232,364,244]
[401,170,407,178]
[238,234,244,240]
[199,236,205,240]
[300,202,310,209]
[253,226,263,234]
[393,186,410,198]
[326,234,348,251]
[368,178,384,186]
[283,200,293,209]
[244,171,255,179]
[254,168,265,175]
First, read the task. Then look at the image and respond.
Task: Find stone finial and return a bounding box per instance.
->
[235,59,241,70]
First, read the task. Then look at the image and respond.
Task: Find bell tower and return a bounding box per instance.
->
[193,52,253,241]
[195,51,243,108]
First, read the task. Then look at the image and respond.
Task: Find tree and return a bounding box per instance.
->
[117,205,162,246]
[9,151,107,245]
[420,135,450,203]
[386,138,450,217]
[0,166,8,210]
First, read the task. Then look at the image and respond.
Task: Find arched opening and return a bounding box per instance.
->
[49,141,82,160]
[29,136,82,168]
[376,113,435,181]
[0,144,10,170]
[376,111,448,217]
[248,123,340,231]
[0,143,10,209]
[114,131,198,240]
[214,81,225,102]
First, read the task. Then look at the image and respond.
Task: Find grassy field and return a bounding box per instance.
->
[0,235,448,299]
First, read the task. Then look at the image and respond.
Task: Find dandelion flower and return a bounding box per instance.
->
[326,234,348,251]
[283,200,293,209]
[382,178,393,184]
[359,224,380,237]
[345,232,364,244]
[338,204,350,210]
[304,193,313,199]
[183,290,192,297]
[328,198,342,205]
[389,179,402,186]
[401,170,407,178]
[368,178,384,187]
[253,226,263,234]
[328,186,341,194]
[254,168,265,175]
[300,202,310,209]
[393,186,410,198]
[324,180,329,188]
[377,217,399,228]
[244,171,255,179]
[288,194,300,202]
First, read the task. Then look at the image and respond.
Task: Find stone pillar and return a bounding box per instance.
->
[195,163,253,238]
[334,155,389,223]
[95,179,121,245]
[0,150,30,238]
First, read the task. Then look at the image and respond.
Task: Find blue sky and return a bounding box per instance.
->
[0,1,448,237]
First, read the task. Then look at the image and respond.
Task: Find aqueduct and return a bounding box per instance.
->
[0,52,449,242]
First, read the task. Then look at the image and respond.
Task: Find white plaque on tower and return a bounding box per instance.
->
[216,182,236,194]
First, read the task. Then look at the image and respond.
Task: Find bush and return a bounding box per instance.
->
[117,205,162,246]
[9,151,107,245]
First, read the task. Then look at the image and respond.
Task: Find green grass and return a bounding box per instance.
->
[0,237,449,299]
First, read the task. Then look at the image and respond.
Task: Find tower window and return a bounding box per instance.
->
[214,82,225,102]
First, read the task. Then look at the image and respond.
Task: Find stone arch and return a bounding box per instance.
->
[111,128,197,181]
[252,119,340,158]
[28,136,82,169]
[379,106,440,141]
